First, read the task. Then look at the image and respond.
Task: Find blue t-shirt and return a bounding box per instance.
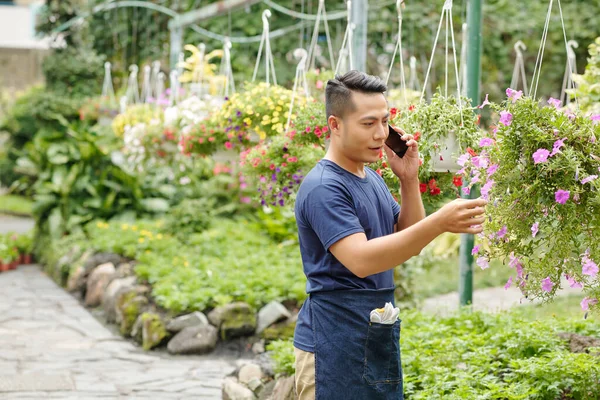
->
[293,159,401,352]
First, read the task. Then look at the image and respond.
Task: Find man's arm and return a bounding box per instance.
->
[396,178,426,232]
[330,198,487,278]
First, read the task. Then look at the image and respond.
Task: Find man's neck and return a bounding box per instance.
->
[323,148,366,178]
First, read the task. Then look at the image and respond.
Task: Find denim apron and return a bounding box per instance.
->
[310,288,403,399]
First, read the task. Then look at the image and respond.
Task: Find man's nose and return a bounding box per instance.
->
[374,123,388,140]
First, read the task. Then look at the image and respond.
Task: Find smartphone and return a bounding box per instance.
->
[385,124,409,158]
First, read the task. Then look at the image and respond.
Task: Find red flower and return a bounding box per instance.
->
[269,164,276,170]
[467,147,477,157]
[428,179,437,190]
[418,159,423,166]
[379,149,384,159]
[225,142,233,149]
[409,105,416,112]
[419,183,427,193]
[414,132,421,141]
[281,163,287,167]
[453,176,463,187]
[430,187,441,196]
[322,126,329,133]
[288,156,298,162]
[208,137,215,142]
[305,127,312,133]
[476,115,481,125]
[376,169,382,176]
[315,127,323,138]
[382,162,388,168]
[390,107,399,118]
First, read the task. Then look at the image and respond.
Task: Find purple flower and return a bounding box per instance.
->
[506,88,523,102]
[582,256,599,277]
[477,256,490,270]
[531,222,539,238]
[481,179,495,198]
[478,94,491,109]
[472,156,489,169]
[471,245,481,256]
[487,164,499,176]
[555,190,570,204]
[457,154,470,167]
[462,186,471,195]
[509,253,524,278]
[496,225,508,239]
[541,277,554,292]
[550,137,567,156]
[581,297,598,311]
[479,138,495,147]
[504,276,513,290]
[581,175,598,185]
[548,97,562,109]
[591,114,600,124]
[532,149,550,164]
[499,111,513,126]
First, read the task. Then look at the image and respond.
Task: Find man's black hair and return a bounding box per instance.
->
[325,70,387,120]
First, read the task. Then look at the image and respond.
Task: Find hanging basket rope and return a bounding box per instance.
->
[252,10,278,86]
[306,0,335,72]
[510,40,529,96]
[385,0,408,105]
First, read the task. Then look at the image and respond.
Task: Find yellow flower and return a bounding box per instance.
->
[138,238,145,244]
[131,225,138,231]
[272,117,279,123]
[184,261,189,267]
[121,224,129,230]
[157,234,163,240]
[273,111,280,117]
[276,106,282,112]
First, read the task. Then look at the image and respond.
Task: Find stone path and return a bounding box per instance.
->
[0,215,237,399]
[0,214,34,234]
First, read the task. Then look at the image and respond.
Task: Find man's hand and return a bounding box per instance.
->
[433,198,488,234]
[384,125,420,182]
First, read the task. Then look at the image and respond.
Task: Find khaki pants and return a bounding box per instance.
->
[294,347,315,399]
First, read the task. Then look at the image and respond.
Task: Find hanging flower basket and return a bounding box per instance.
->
[460,90,600,312]
[430,130,460,173]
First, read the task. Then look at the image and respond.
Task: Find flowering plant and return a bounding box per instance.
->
[373,94,481,213]
[461,91,600,312]
[112,104,163,138]
[305,69,334,102]
[79,95,120,123]
[570,37,600,116]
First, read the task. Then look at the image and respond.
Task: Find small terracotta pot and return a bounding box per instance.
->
[25,254,33,264]
[19,254,25,264]
[8,261,18,270]
[0,262,9,272]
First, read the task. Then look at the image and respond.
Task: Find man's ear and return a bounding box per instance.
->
[328,115,341,134]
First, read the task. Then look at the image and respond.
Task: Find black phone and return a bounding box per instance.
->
[385,124,409,158]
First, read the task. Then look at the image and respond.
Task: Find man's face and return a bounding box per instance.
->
[330,91,390,164]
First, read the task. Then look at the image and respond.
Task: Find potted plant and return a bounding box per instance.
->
[460,91,600,311]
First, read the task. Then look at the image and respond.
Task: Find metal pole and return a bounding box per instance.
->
[459,0,483,307]
[169,27,183,71]
[351,0,368,72]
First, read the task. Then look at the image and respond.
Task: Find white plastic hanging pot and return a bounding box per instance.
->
[430,131,460,173]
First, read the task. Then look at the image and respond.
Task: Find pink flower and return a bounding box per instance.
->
[472,156,489,169]
[471,245,481,256]
[555,190,570,204]
[591,114,600,124]
[487,164,499,176]
[499,111,513,126]
[506,88,523,102]
[531,222,539,238]
[550,138,567,156]
[224,141,233,149]
[541,277,554,292]
[581,175,598,185]
[496,225,507,239]
[457,153,470,167]
[480,179,495,199]
[566,275,583,289]
[532,148,550,164]
[316,80,324,89]
[509,253,524,278]
[548,97,562,109]
[477,256,490,270]
[240,196,251,204]
[462,186,471,195]
[581,297,598,311]
[479,138,495,147]
[478,94,491,109]
[504,276,513,290]
[582,255,599,277]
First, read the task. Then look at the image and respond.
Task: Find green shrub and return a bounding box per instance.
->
[164,198,214,240]
[266,339,296,377]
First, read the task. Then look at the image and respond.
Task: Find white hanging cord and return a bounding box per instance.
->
[150,61,161,99]
[459,23,467,96]
[385,0,408,106]
[101,61,117,106]
[445,3,449,97]
[408,56,421,92]
[420,0,462,125]
[510,41,529,95]
[141,65,152,103]
[286,48,310,133]
[530,0,554,99]
[252,10,277,86]
[155,72,166,105]
[306,0,335,71]
[558,0,578,106]
[220,38,236,98]
[176,52,185,81]
[334,1,354,75]
[560,40,578,105]
[169,70,179,106]
[125,64,140,106]
[191,43,206,98]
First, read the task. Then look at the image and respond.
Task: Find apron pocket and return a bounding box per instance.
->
[363,319,402,385]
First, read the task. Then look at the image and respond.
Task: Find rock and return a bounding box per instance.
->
[115,289,148,337]
[238,363,264,385]
[258,380,277,400]
[166,311,209,332]
[141,312,169,351]
[51,245,82,286]
[222,377,256,400]
[558,333,600,354]
[102,276,137,323]
[167,325,218,355]
[256,301,292,334]
[208,302,257,340]
[114,262,135,278]
[85,262,116,307]
[271,376,296,400]
[252,339,266,354]
[83,252,122,272]
[131,314,144,344]
[254,352,275,378]
[66,249,94,293]
[260,314,297,343]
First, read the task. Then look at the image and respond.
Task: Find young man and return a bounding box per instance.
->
[293,70,487,399]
